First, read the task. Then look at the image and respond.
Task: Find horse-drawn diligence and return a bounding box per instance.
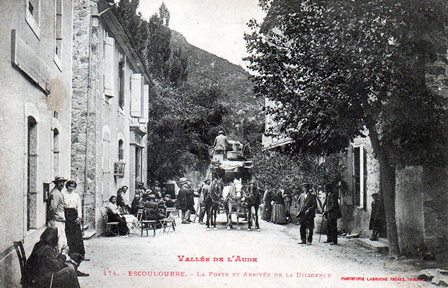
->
[205,140,261,231]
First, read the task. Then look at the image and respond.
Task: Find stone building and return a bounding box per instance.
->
[71,0,151,236]
[0,0,74,286]
[341,54,448,256]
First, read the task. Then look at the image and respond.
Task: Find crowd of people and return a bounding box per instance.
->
[261,181,385,245]
[104,181,178,236]
[262,182,342,245]
[22,173,385,287]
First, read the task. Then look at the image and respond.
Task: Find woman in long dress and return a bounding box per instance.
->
[106,196,130,235]
[23,227,80,288]
[261,188,273,221]
[271,189,287,224]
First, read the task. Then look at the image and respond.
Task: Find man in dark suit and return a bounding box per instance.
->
[176,177,190,224]
[323,183,342,245]
[296,183,317,245]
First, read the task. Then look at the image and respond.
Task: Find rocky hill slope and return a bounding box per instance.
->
[170,30,264,143]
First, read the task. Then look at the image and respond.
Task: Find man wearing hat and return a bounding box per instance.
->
[198,179,211,224]
[49,176,68,250]
[369,192,385,241]
[176,177,190,224]
[213,130,230,161]
[296,183,318,245]
[322,183,342,245]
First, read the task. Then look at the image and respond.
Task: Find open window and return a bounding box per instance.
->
[352,145,367,209]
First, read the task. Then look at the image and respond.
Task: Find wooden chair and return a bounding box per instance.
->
[101,207,119,236]
[165,207,179,218]
[160,208,176,233]
[136,209,157,237]
[13,241,28,288]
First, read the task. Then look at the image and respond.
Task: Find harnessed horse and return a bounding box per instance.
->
[205,178,223,230]
[242,182,262,230]
[223,179,244,229]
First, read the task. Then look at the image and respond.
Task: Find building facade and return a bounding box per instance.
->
[71,0,150,236]
[0,0,74,286]
[342,53,448,256]
[262,98,293,149]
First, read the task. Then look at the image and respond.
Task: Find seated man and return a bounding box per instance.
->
[213,130,230,161]
[164,194,175,208]
[143,195,166,221]
[23,227,81,288]
[130,194,143,216]
[106,196,129,235]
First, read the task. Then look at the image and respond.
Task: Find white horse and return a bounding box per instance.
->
[223,179,244,230]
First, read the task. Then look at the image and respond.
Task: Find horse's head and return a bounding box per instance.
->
[244,180,261,204]
[233,178,243,199]
[210,179,223,200]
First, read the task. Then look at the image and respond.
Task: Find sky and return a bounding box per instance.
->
[137,0,266,69]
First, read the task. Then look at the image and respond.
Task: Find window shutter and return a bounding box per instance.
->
[130,74,142,117]
[55,0,63,40]
[139,84,149,123]
[104,36,115,97]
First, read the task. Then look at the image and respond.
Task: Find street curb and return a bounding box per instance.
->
[82,230,96,240]
[354,238,389,253]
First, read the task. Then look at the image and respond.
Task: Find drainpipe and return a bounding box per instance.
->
[82,5,96,226]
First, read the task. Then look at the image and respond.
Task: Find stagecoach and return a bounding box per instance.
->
[210,140,253,180]
[207,140,259,230]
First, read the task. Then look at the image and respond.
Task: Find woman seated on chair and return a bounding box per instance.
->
[106,196,129,235]
[23,227,80,288]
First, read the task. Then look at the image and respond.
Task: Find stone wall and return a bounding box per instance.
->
[71,0,101,229]
[395,166,424,256]
[423,45,448,254]
[422,166,448,253]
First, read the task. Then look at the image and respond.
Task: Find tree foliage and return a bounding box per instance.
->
[147,84,229,182]
[253,151,344,194]
[245,0,448,256]
[115,1,188,85]
[246,0,447,164]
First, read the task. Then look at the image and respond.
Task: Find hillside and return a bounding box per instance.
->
[170,30,264,143]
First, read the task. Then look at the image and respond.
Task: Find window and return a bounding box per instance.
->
[53,129,60,177]
[26,0,41,38]
[104,36,115,98]
[118,139,124,161]
[27,116,38,230]
[352,146,367,209]
[130,74,142,117]
[135,146,142,182]
[54,0,63,69]
[118,57,125,108]
[140,84,149,123]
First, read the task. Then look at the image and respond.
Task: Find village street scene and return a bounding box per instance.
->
[0,0,448,287]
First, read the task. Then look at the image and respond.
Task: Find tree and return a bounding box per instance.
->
[245,0,448,257]
[253,150,344,195]
[146,84,229,182]
[115,2,188,84]
[114,0,148,57]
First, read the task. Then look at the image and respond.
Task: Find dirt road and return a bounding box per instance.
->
[78,214,429,288]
